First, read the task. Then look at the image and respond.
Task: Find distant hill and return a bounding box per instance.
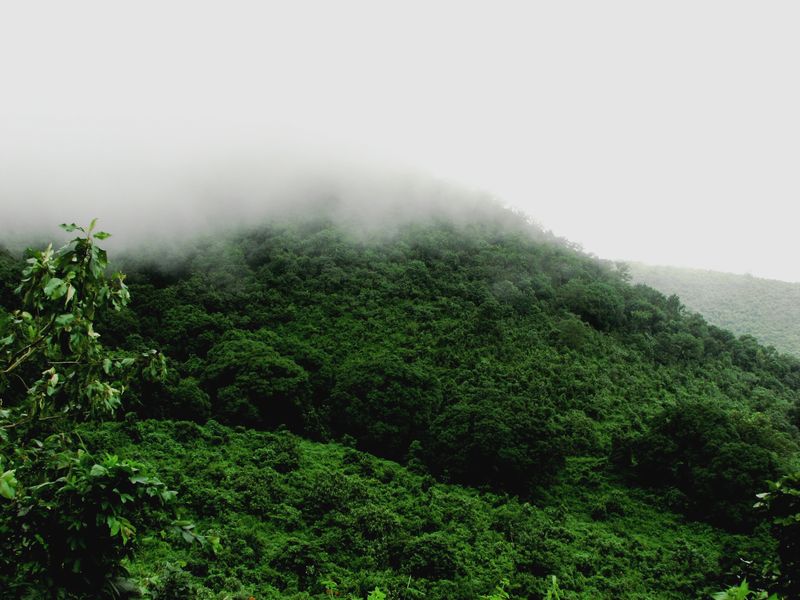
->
[627,262,800,356]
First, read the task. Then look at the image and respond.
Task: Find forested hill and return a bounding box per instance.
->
[1,209,799,598]
[628,262,800,357]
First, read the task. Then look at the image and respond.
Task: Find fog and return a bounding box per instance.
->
[2,2,800,280]
[1,133,519,255]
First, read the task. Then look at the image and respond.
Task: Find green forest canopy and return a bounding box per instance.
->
[1,209,799,598]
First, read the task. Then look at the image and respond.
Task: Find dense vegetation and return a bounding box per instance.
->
[0,223,199,598]
[2,209,800,598]
[628,262,800,357]
[78,419,777,599]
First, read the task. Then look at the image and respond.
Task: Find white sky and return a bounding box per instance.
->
[2,1,800,281]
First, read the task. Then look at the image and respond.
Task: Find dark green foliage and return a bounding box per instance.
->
[621,399,783,529]
[0,224,190,599]
[204,330,310,428]
[0,438,176,597]
[558,280,625,331]
[403,532,460,579]
[35,216,797,527]
[429,394,564,493]
[0,247,20,309]
[167,377,212,420]
[160,304,232,361]
[331,350,440,460]
[756,472,800,597]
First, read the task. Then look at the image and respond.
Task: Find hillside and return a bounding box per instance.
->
[79,419,770,599]
[627,262,800,357]
[2,209,799,598]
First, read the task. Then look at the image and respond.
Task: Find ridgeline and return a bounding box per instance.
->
[628,262,800,358]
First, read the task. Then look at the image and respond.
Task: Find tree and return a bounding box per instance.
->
[0,220,166,419]
[428,394,565,493]
[203,329,310,428]
[557,280,625,331]
[755,472,800,598]
[0,221,193,597]
[622,398,781,529]
[330,350,440,460]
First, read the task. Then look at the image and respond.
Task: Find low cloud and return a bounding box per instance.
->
[1,134,521,255]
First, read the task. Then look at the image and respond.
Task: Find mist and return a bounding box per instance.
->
[1,133,521,255]
[2,2,800,280]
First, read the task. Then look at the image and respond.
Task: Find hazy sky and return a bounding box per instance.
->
[2,2,800,280]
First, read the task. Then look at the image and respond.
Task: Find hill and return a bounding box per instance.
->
[2,209,799,598]
[627,262,800,357]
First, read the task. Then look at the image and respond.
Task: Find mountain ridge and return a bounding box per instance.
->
[628,261,800,357]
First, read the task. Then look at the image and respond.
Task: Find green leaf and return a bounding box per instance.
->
[107,515,120,536]
[44,278,68,300]
[89,464,108,477]
[94,231,111,240]
[0,470,18,500]
[208,535,222,554]
[44,277,62,294]
[60,223,81,232]
[172,519,193,527]
[46,371,59,395]
[368,587,387,600]
[0,480,14,499]
[55,313,76,327]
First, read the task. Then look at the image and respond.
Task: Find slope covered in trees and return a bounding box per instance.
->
[628,262,800,357]
[2,209,799,598]
[78,419,774,599]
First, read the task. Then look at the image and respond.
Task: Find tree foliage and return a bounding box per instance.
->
[72,217,799,524]
[0,211,798,597]
[0,220,165,420]
[620,399,783,529]
[755,472,800,597]
[0,222,181,597]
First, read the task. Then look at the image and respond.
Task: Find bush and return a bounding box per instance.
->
[0,439,177,596]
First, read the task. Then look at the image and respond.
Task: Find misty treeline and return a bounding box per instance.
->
[1,207,799,598]
[629,262,800,358]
